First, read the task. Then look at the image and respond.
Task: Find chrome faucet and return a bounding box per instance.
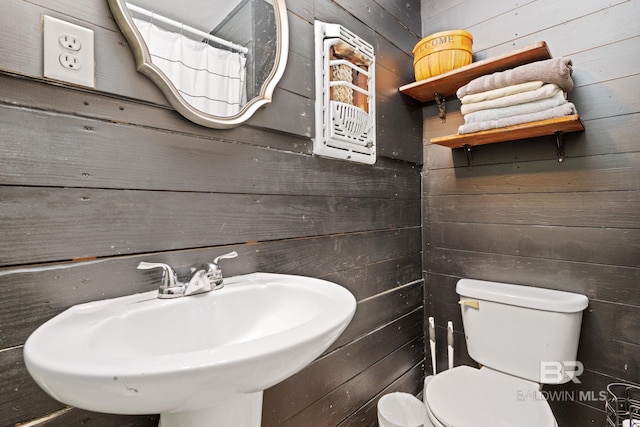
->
[137,251,238,299]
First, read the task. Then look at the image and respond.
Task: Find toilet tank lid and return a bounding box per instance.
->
[456,279,589,313]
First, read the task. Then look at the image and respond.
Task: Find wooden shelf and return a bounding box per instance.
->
[399,40,584,165]
[399,41,552,103]
[430,115,584,148]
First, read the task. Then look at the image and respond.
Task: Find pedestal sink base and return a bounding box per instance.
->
[160,392,263,427]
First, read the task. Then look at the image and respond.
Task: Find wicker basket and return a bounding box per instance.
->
[413,30,473,81]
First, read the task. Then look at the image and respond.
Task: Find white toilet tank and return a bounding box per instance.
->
[457,279,589,385]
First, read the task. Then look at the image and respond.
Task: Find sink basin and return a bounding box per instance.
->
[24,272,356,427]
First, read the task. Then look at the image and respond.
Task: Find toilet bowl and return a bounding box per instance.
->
[423,279,588,427]
[425,366,557,427]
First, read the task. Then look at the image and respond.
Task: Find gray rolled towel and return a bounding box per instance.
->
[457,57,574,98]
[458,102,577,134]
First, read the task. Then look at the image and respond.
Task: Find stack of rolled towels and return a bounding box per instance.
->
[456,57,577,134]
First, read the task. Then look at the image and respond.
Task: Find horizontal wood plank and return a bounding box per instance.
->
[338,362,425,427]
[0,347,65,425]
[427,191,639,229]
[425,248,639,307]
[0,186,420,265]
[263,308,423,425]
[425,152,640,195]
[0,99,420,198]
[328,281,424,351]
[278,338,425,426]
[426,221,640,268]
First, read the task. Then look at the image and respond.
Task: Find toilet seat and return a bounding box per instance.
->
[425,366,557,427]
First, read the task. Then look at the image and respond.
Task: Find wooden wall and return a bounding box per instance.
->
[420,0,639,425]
[0,0,424,425]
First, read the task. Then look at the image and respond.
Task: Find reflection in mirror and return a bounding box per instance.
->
[108,0,288,128]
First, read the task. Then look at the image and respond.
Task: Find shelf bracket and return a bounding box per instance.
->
[554,131,565,163]
[463,144,473,169]
[434,92,446,122]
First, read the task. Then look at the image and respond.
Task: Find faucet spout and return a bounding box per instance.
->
[183,265,213,296]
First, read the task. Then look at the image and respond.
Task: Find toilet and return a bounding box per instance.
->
[424,278,589,427]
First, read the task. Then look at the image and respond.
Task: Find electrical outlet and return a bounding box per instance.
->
[59,34,82,51]
[59,53,82,70]
[43,15,95,88]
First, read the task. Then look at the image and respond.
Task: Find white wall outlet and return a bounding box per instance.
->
[59,34,82,51]
[59,53,82,70]
[43,15,95,88]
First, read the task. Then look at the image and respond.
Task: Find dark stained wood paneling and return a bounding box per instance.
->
[477,0,637,60]
[0,90,419,197]
[0,73,312,154]
[427,191,639,228]
[263,308,423,425]
[329,281,423,351]
[39,412,159,427]
[427,222,640,268]
[0,347,65,426]
[0,0,426,425]
[551,402,605,427]
[338,362,425,427]
[425,248,639,306]
[421,1,639,426]
[277,338,424,427]
[332,0,420,53]
[375,0,421,37]
[425,153,640,195]
[323,253,423,301]
[0,186,420,265]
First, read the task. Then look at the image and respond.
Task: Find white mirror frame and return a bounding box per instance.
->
[107,0,289,129]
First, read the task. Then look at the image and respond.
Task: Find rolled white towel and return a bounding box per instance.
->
[464,91,567,124]
[461,83,562,115]
[460,81,544,104]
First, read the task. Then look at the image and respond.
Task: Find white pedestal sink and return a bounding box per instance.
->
[24,273,356,427]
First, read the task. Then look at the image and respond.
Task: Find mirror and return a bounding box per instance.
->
[108,0,288,128]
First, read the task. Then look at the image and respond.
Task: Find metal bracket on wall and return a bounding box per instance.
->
[434,92,446,122]
[463,144,473,169]
[555,131,566,162]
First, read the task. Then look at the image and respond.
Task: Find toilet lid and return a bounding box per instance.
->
[426,366,556,427]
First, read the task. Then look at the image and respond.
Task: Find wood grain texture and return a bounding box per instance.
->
[264,308,424,425]
[0,185,420,265]
[420,1,639,426]
[431,115,584,148]
[0,0,424,425]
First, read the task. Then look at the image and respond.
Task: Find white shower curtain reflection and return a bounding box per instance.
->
[133,18,247,117]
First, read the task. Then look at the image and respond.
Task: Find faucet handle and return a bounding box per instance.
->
[137,262,180,294]
[208,251,238,289]
[213,251,238,265]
